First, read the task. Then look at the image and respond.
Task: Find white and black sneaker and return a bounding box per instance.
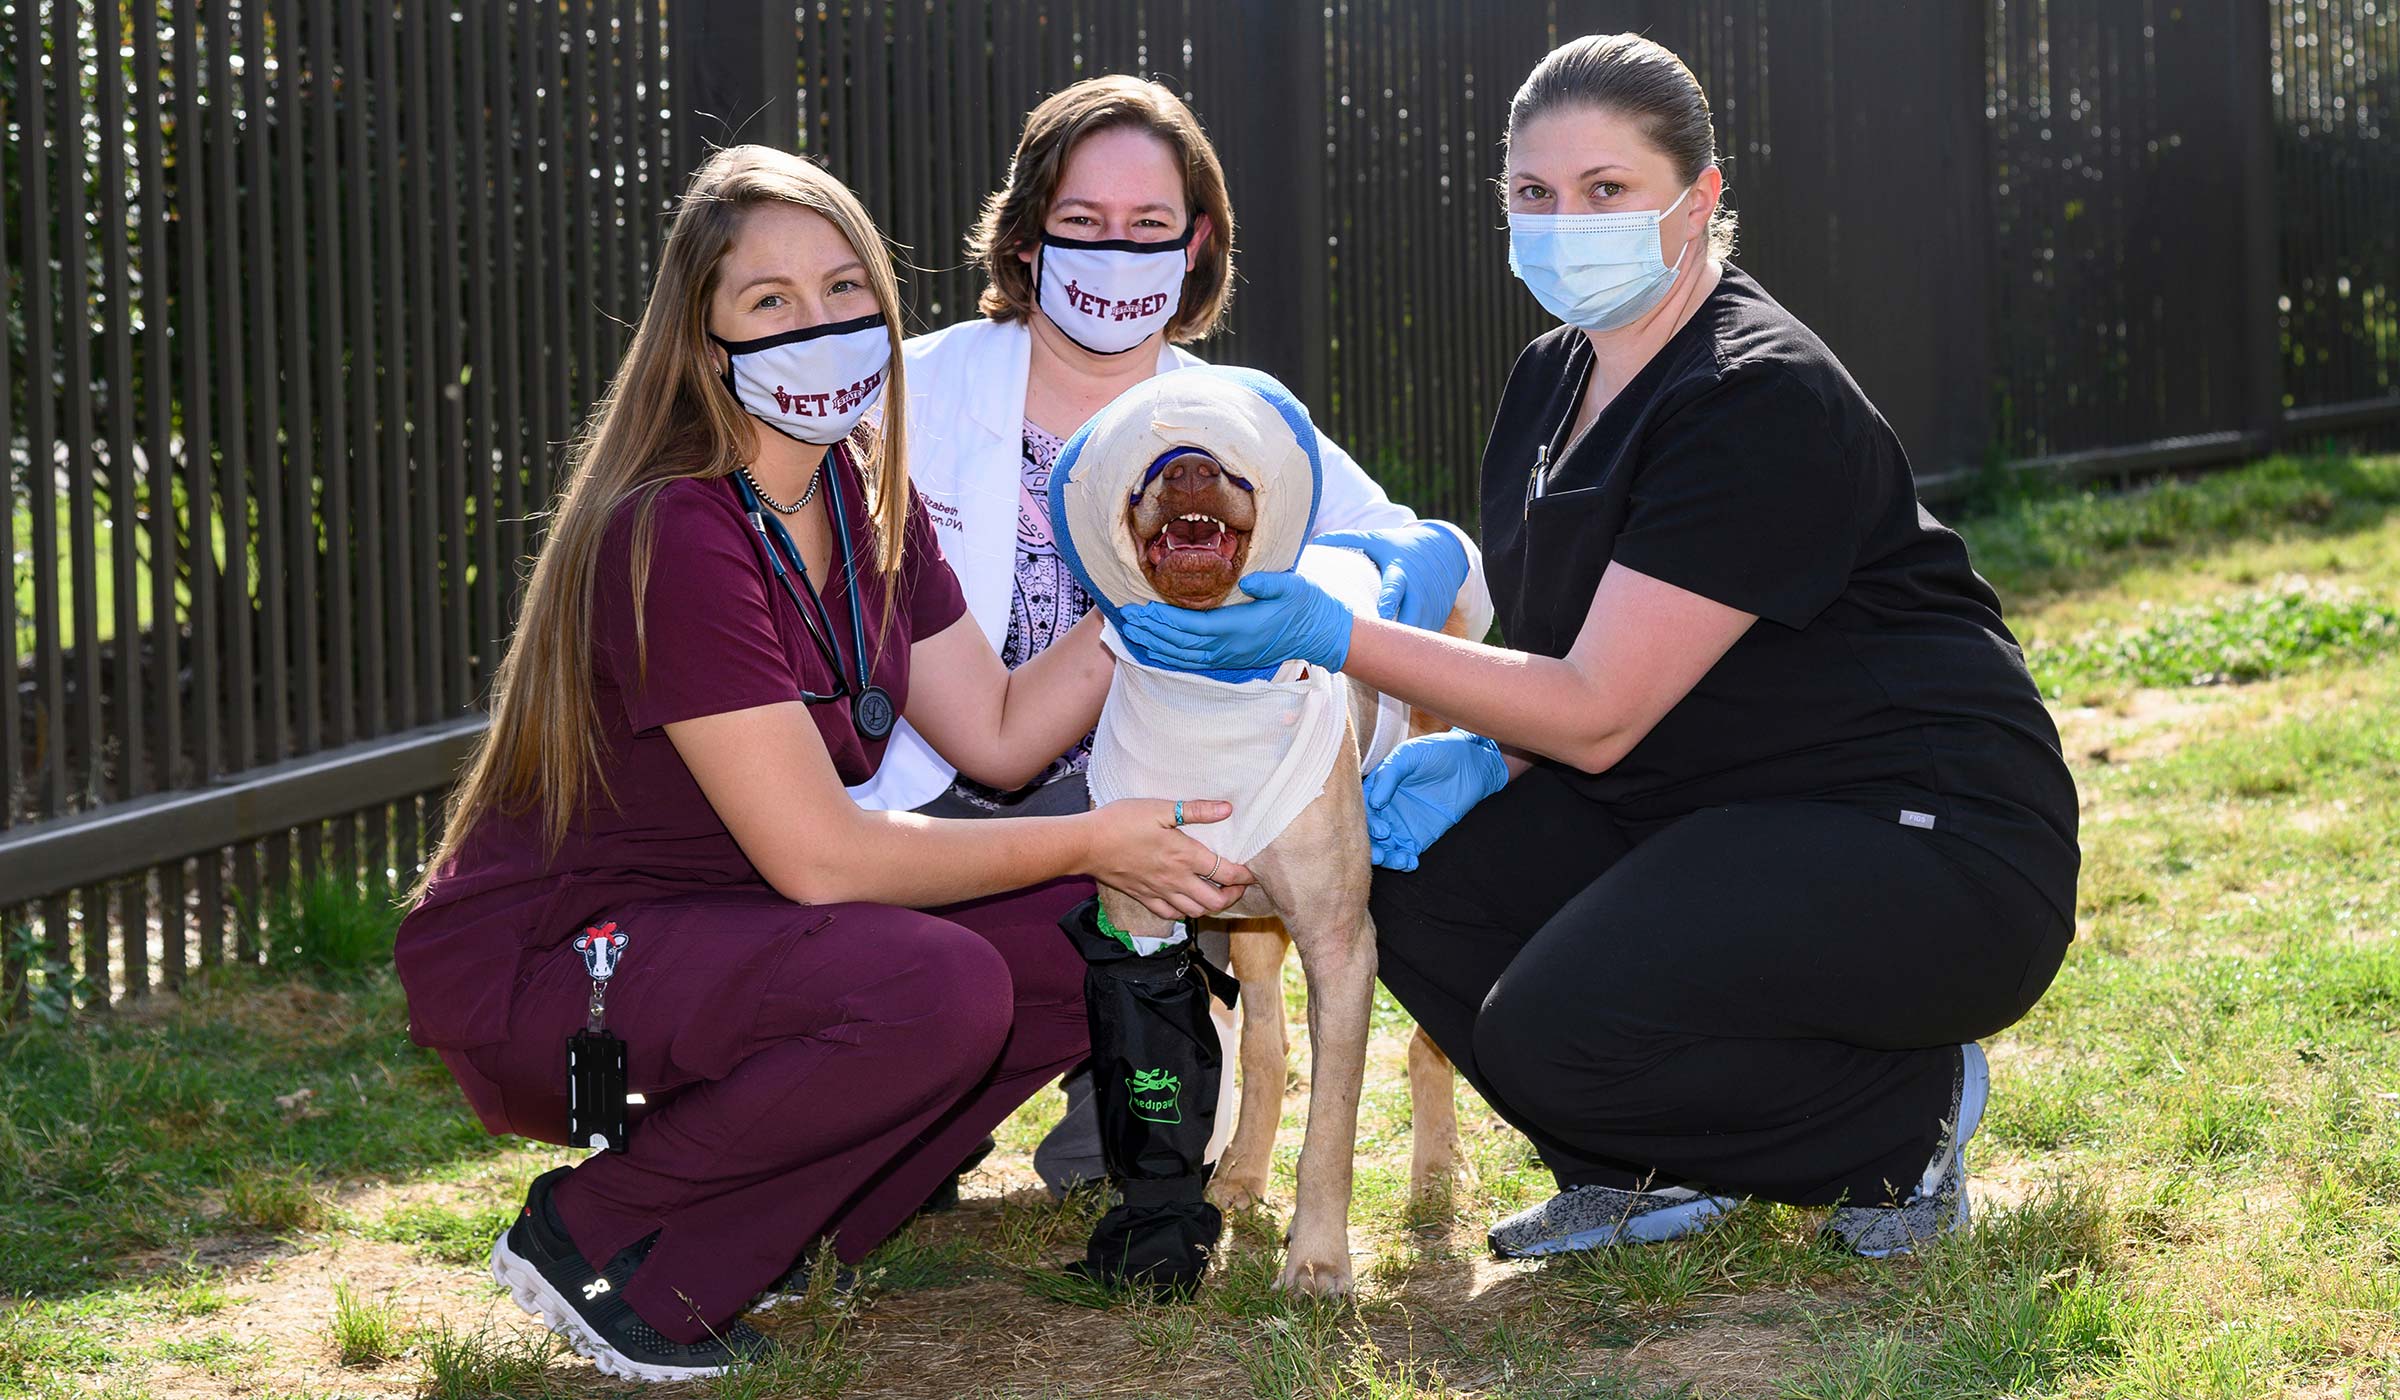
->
[489,1166,774,1383]
[1823,1042,1990,1258]
[1487,1181,1741,1259]
[750,1253,862,1314]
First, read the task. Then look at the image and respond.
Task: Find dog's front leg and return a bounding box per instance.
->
[1211,919,1291,1213]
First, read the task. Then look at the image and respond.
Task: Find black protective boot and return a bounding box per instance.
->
[1057,897,1236,1296]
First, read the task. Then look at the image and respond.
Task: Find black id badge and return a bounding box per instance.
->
[566,922,632,1153]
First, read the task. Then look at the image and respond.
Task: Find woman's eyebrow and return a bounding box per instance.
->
[1513,163,1634,182]
[1055,195,1179,216]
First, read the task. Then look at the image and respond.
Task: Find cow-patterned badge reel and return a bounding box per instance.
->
[566,922,631,1153]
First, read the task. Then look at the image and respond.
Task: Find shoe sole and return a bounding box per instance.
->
[1490,1193,1738,1260]
[489,1230,735,1383]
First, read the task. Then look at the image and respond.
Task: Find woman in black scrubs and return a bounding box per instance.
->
[1119,32,2079,1260]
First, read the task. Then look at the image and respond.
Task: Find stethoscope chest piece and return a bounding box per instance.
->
[853,685,895,741]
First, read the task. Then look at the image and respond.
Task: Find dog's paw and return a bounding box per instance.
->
[1273,1249,1355,1298]
[1208,1172,1271,1213]
[1406,1150,1478,1205]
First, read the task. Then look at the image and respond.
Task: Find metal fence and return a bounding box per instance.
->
[3,0,2396,1012]
[1,0,678,1004]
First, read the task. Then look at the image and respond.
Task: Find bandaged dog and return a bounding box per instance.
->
[1050,366,1482,1294]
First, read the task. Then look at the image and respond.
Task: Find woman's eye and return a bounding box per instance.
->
[1595,181,1625,201]
[829,278,862,297]
[1517,184,1550,203]
[752,293,783,311]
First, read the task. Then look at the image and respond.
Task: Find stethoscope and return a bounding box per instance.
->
[732,455,897,743]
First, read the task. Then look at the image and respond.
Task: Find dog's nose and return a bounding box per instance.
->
[1161,456,1220,488]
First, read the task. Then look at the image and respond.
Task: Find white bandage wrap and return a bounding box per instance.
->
[1085,548,1403,866]
[1053,374,1320,614]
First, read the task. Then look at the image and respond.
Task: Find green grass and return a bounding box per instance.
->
[327,1281,409,1367]
[0,957,498,1295]
[2,450,2397,1398]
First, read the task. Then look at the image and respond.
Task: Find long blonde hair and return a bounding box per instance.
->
[416,147,913,893]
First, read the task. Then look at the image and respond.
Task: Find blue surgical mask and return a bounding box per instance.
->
[1508,181,1701,331]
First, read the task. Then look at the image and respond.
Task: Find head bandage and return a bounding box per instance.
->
[1049,366,1324,677]
[1053,368,1405,866]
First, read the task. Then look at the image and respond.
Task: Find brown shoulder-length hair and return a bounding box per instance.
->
[412,146,913,895]
[967,75,1236,343]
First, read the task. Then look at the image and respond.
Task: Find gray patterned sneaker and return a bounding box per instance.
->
[1824,1042,1990,1258]
[1487,1182,1740,1259]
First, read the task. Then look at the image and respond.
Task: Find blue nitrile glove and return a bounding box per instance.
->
[1362,729,1507,872]
[1311,522,1470,633]
[1118,571,1355,674]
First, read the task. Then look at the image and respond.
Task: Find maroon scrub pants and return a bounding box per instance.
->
[441,878,1090,1343]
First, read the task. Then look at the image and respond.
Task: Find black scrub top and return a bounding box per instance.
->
[1480,264,2079,918]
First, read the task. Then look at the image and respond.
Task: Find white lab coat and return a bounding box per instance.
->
[848,315,1489,812]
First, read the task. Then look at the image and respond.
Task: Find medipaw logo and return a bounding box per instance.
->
[1128,1067,1182,1124]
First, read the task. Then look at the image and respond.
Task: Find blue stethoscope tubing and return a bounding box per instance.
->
[732,451,896,742]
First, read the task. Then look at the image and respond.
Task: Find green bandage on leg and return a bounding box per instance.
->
[1094,902,1191,956]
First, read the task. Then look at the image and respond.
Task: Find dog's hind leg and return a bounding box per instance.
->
[1276,898,1374,1296]
[1406,1027,1473,1204]
[1210,918,1292,1212]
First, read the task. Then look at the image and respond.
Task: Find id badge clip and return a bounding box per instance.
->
[566,921,631,1153]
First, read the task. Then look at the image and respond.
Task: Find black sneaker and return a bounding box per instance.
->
[913,1135,998,1218]
[489,1166,773,1383]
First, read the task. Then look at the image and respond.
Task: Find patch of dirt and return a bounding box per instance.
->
[1626,1297,1823,1399]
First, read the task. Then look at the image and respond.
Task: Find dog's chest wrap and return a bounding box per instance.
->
[1086,548,1403,866]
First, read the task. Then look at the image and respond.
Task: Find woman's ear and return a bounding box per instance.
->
[1185,213,1215,274]
[1692,166,1725,238]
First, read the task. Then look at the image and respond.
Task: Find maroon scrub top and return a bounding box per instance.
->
[395,446,969,1050]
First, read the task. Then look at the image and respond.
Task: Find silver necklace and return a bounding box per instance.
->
[739,463,822,515]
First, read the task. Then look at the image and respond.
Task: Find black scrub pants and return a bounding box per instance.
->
[1371,766,2072,1207]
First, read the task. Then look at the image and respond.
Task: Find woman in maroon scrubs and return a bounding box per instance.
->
[394,146,1253,1384]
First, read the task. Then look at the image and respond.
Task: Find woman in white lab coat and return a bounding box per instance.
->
[853,74,1489,1196]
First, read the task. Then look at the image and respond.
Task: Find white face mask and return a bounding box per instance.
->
[1508,181,1701,331]
[1035,227,1194,355]
[710,312,893,445]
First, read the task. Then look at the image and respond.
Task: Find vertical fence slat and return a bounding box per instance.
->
[281,0,323,764]
[376,0,413,733]
[403,0,441,726]
[23,0,66,824]
[244,0,290,772]
[0,8,18,835]
[430,0,471,717]
[464,0,503,709]
[313,0,355,752]
[495,0,530,593]
[58,0,103,835]
[341,0,385,744]
[208,0,256,783]
[134,2,179,812]
[97,0,145,823]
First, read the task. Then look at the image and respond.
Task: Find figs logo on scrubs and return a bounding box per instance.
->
[1128,1066,1182,1123]
[768,367,887,420]
[1058,279,1174,324]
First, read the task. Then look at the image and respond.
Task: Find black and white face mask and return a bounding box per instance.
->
[1034,227,1195,355]
[710,312,893,445]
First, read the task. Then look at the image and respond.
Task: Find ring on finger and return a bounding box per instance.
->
[1173,800,1186,827]
[1204,854,1223,888]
